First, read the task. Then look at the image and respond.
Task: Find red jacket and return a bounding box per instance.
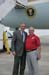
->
[25,34,40,51]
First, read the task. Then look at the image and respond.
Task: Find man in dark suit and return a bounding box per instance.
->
[11,23,27,75]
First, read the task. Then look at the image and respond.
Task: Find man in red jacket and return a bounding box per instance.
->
[25,27,41,75]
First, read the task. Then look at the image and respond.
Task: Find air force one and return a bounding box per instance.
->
[0,0,49,29]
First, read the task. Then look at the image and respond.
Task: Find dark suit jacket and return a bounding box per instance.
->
[11,30,27,56]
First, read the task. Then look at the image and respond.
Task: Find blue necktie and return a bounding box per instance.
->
[21,31,25,42]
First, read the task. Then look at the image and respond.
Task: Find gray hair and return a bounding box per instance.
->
[29,27,34,31]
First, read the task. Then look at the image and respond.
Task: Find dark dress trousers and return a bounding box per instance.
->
[11,30,27,75]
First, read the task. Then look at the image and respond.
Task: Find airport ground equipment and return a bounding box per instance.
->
[3,31,10,54]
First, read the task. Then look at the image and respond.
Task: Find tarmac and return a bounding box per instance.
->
[0,44,49,75]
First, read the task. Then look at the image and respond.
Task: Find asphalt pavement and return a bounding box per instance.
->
[0,44,49,75]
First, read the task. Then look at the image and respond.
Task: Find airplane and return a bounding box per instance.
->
[0,0,49,29]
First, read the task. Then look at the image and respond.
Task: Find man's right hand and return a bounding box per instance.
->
[12,51,16,56]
